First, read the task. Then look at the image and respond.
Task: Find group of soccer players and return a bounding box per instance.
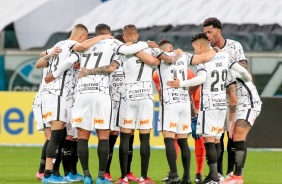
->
[33,17,262,184]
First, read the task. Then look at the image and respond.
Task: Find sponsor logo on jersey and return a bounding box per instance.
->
[123,119,133,125]
[94,119,104,124]
[169,122,177,128]
[140,119,149,125]
[217,128,223,134]
[42,112,52,119]
[72,117,82,123]
[211,126,216,132]
[182,124,189,130]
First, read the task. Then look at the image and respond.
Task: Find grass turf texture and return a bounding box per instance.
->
[0,146,281,184]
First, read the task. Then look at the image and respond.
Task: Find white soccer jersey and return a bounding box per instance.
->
[110,64,124,102]
[42,40,78,102]
[195,52,235,111]
[158,52,191,104]
[77,39,122,95]
[121,48,163,101]
[221,39,261,110]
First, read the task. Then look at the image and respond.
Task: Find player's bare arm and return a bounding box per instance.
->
[79,60,119,78]
[72,34,113,52]
[35,46,61,68]
[190,47,219,65]
[135,51,160,66]
[167,70,207,88]
[158,51,182,64]
[146,41,159,48]
[226,83,237,139]
[237,60,248,69]
[190,97,198,117]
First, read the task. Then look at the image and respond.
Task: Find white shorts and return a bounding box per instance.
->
[72,93,111,131]
[41,94,68,126]
[110,101,120,131]
[119,99,153,130]
[196,109,227,139]
[158,102,191,134]
[32,94,45,131]
[236,108,261,126]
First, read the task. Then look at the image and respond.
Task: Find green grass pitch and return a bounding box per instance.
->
[0,146,281,184]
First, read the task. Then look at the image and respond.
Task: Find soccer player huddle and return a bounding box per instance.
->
[33,17,262,184]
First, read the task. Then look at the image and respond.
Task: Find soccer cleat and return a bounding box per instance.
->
[222,175,243,184]
[73,173,84,181]
[201,176,220,184]
[114,177,128,184]
[162,172,170,182]
[96,176,113,184]
[127,172,139,181]
[138,177,155,184]
[225,172,234,180]
[36,171,44,180]
[104,173,113,182]
[195,173,202,184]
[84,176,94,184]
[64,172,78,182]
[164,176,180,184]
[218,173,225,182]
[180,176,191,184]
[42,174,69,184]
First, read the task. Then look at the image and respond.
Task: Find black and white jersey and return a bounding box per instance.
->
[222,39,261,110]
[77,39,122,95]
[42,40,78,102]
[158,52,191,105]
[121,48,163,101]
[195,52,235,111]
[110,64,124,102]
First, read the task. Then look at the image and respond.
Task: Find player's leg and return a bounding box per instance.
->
[105,131,118,181]
[94,93,113,184]
[37,131,49,180]
[127,130,139,181]
[217,132,224,179]
[194,136,205,184]
[53,127,67,177]
[197,110,220,183]
[41,94,69,183]
[72,93,94,184]
[137,99,154,184]
[160,103,179,184]
[115,100,136,184]
[226,132,235,179]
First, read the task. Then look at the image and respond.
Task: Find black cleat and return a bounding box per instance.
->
[201,176,220,184]
[195,173,202,184]
[180,176,191,184]
[162,172,170,182]
[164,176,180,184]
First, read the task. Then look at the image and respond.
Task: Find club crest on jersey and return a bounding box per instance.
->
[174,60,184,66]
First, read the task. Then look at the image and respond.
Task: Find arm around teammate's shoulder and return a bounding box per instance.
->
[135,51,160,66]
[72,35,113,52]
[190,48,219,65]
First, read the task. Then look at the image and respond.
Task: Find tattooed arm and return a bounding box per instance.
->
[226,83,237,138]
[79,60,119,78]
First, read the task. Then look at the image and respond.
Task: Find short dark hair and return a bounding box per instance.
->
[74,23,88,33]
[123,24,137,34]
[158,39,172,47]
[114,34,125,43]
[95,23,111,36]
[191,33,208,42]
[203,17,222,29]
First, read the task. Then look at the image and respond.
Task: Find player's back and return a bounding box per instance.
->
[199,52,229,110]
[121,47,161,101]
[158,52,189,104]
[43,39,77,99]
[78,39,122,95]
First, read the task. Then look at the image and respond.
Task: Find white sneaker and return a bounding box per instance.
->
[218,173,224,182]
[225,172,233,180]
